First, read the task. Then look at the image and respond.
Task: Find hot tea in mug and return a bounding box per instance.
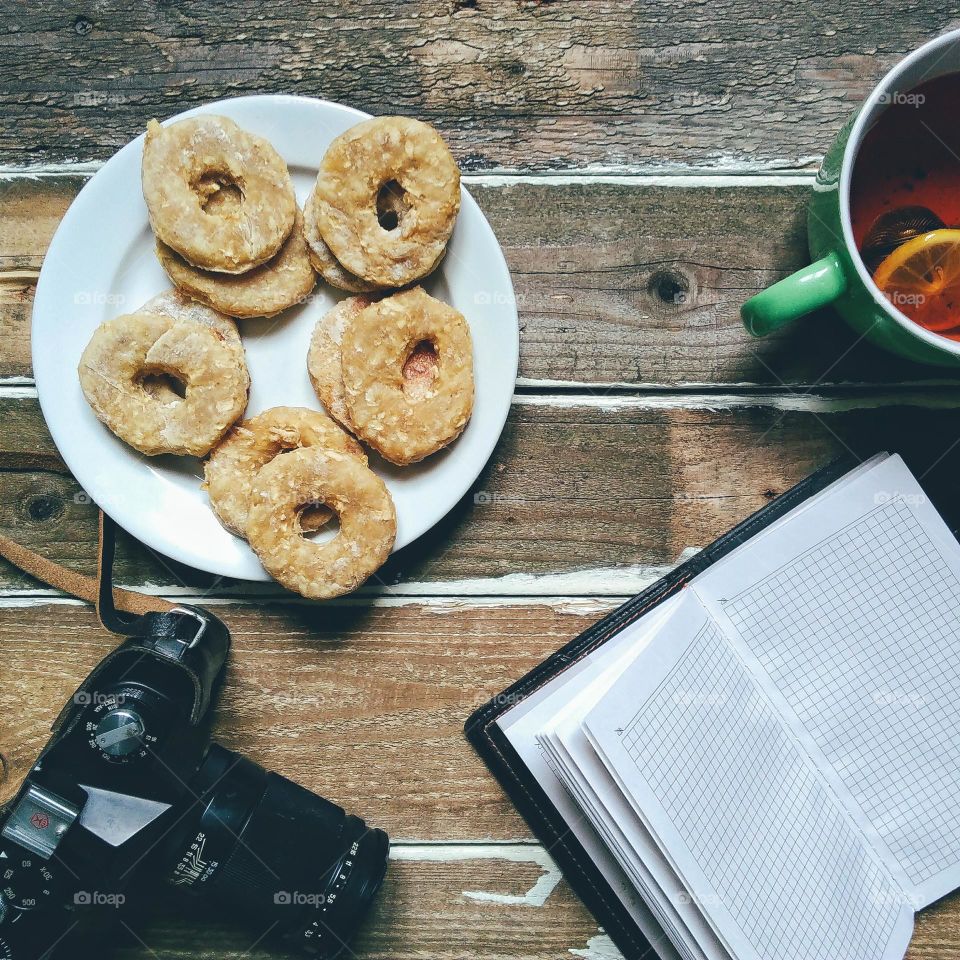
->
[852,71,960,339]
[741,29,960,367]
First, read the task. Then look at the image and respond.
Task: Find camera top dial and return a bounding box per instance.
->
[84,688,160,765]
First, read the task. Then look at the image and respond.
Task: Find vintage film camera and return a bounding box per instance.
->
[0,571,388,959]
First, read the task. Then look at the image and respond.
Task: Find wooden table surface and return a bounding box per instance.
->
[3,4,960,958]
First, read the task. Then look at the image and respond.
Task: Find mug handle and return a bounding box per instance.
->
[741,252,847,337]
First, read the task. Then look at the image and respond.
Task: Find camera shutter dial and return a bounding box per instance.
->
[0,849,56,911]
[93,709,145,759]
[84,689,160,765]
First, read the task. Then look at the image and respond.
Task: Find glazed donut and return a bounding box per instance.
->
[246,447,397,599]
[302,192,381,293]
[142,116,297,274]
[340,287,474,465]
[79,309,250,457]
[306,295,374,429]
[312,116,460,287]
[156,208,317,318]
[204,405,365,537]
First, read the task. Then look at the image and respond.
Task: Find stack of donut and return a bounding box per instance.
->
[77,112,472,599]
[143,116,316,317]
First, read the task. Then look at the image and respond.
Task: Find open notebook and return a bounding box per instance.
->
[482,453,960,960]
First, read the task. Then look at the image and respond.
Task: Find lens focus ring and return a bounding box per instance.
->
[164,746,389,958]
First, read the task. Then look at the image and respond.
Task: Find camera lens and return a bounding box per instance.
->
[161,745,388,958]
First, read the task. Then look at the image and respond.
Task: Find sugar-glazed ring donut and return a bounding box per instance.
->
[204,405,365,537]
[307,295,374,429]
[302,192,381,293]
[142,116,296,274]
[246,447,397,599]
[79,309,249,457]
[157,208,317,318]
[340,287,474,465]
[312,116,460,287]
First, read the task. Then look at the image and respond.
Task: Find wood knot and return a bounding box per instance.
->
[647,269,691,306]
[74,16,94,35]
[26,495,65,523]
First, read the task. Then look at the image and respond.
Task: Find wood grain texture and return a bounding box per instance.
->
[9,6,960,958]
[6,602,960,959]
[2,176,954,387]
[29,855,960,959]
[1,2,957,171]
[0,600,604,837]
[109,852,607,960]
[0,394,959,594]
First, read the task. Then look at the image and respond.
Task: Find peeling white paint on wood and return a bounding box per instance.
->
[364,565,678,598]
[391,843,563,907]
[0,548,699,604]
[515,377,960,391]
[512,391,960,414]
[0,160,102,179]
[0,160,820,182]
[569,933,624,960]
[2,380,959,414]
[0,590,628,611]
[0,385,38,399]
[468,172,815,189]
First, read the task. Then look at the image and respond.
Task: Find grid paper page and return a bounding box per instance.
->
[497,594,688,960]
[538,625,729,960]
[585,594,908,960]
[706,491,960,899]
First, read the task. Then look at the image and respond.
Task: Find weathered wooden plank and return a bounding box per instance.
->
[0,598,606,837]
[110,850,607,959]
[0,177,81,378]
[1,176,952,387]
[26,852,960,959]
[0,393,958,594]
[911,893,960,960]
[0,2,954,171]
[9,598,960,958]
[98,865,960,959]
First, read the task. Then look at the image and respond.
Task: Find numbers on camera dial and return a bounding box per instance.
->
[85,698,157,764]
[0,848,55,911]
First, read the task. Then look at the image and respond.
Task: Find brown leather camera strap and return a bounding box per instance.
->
[0,511,173,616]
[0,446,173,616]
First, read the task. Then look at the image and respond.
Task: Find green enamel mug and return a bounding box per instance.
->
[741,28,960,367]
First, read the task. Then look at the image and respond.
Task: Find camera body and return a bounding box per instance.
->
[0,605,388,959]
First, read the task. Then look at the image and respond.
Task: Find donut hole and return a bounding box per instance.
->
[272,439,307,458]
[270,446,336,535]
[138,370,187,402]
[376,180,410,232]
[193,170,245,216]
[402,339,439,401]
[299,501,341,544]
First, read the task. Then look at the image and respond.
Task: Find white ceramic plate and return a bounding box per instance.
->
[32,95,518,582]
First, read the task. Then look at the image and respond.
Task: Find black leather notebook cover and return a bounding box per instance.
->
[464,455,860,960]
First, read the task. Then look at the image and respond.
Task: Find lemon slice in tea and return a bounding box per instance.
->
[872,228,960,332]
